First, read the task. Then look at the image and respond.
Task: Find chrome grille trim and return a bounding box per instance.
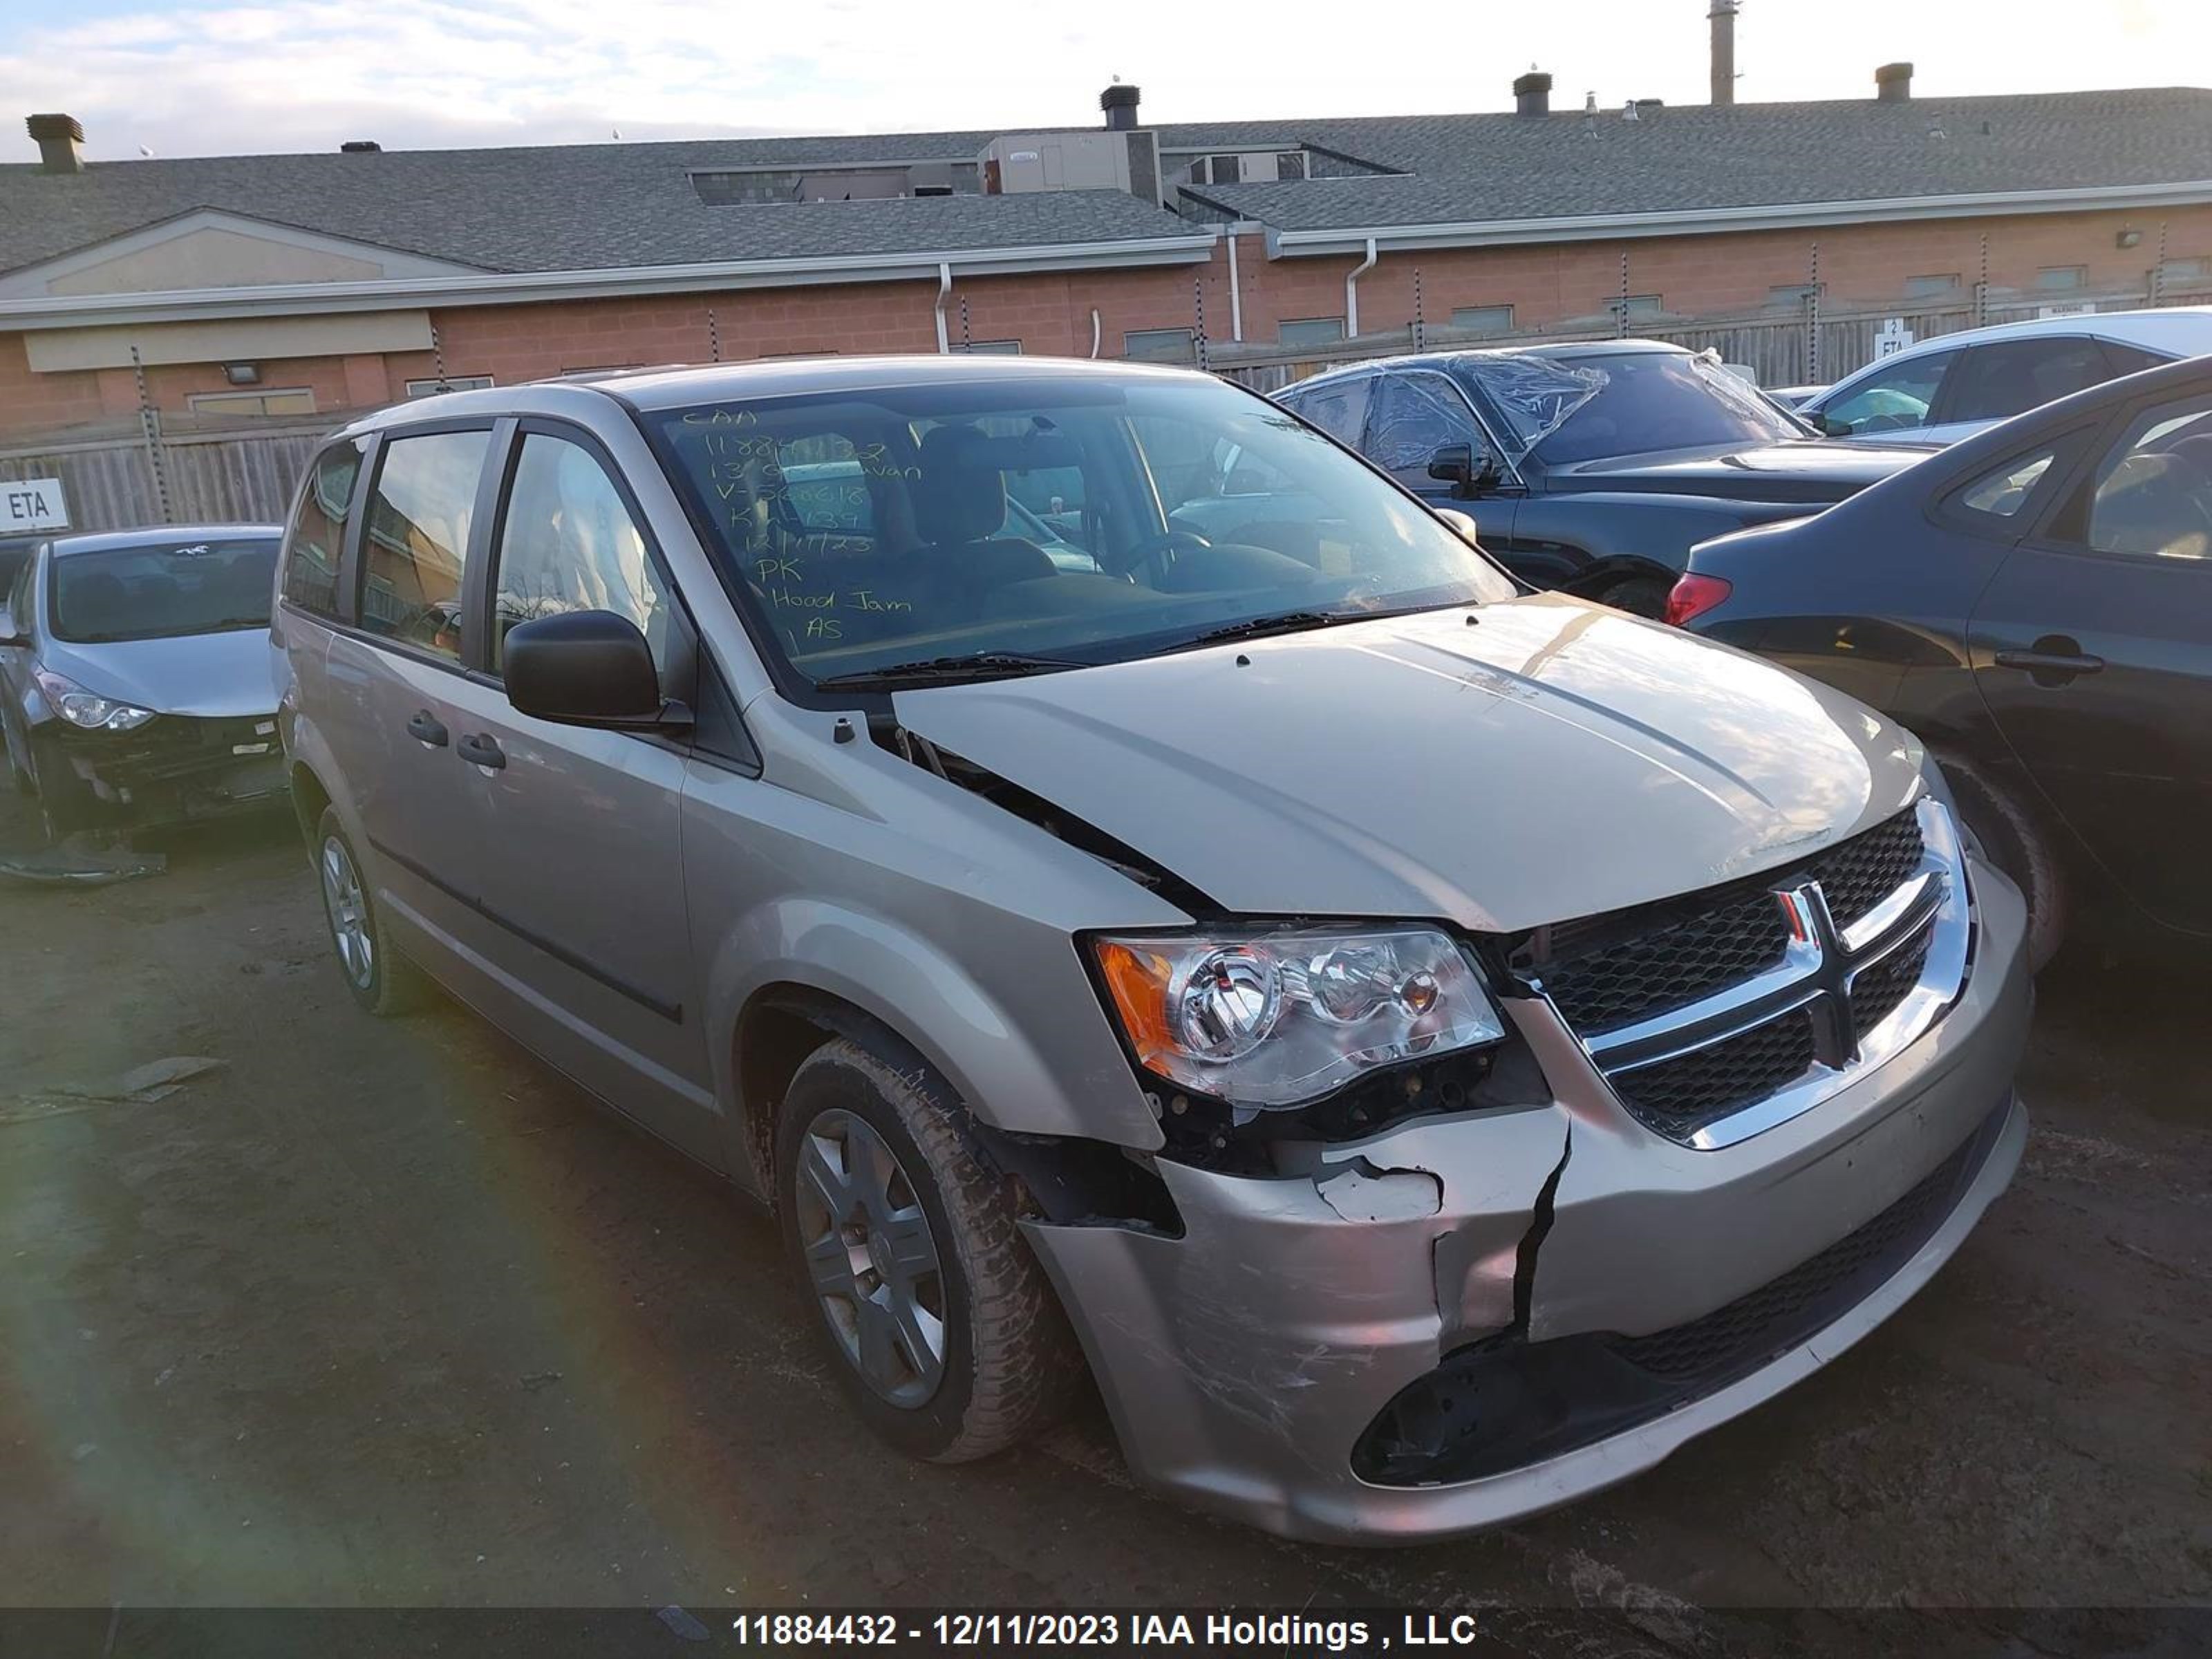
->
[1544,797,1971,1150]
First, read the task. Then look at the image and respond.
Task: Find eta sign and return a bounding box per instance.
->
[1,476,68,534]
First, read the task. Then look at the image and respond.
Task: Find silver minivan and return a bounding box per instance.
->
[274,358,2032,1544]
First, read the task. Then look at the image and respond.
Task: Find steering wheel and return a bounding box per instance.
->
[1121,529,1212,589]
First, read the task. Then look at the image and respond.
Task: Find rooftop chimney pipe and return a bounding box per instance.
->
[1875,62,1913,102]
[1514,71,1553,116]
[27,112,85,174]
[1709,0,1738,108]
[339,139,382,153]
[1100,84,1141,131]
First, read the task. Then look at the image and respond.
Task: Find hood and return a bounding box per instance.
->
[1542,440,1929,505]
[893,597,1920,932]
[41,627,279,719]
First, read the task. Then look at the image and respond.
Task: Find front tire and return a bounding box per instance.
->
[776,1037,1082,1463]
[1943,762,2067,971]
[313,807,424,1014]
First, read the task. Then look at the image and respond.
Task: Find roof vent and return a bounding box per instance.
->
[339,139,382,153]
[1876,62,1914,102]
[26,112,85,174]
[1513,71,1552,117]
[1100,84,1141,131]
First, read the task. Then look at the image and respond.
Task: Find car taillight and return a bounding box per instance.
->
[1664,572,1733,628]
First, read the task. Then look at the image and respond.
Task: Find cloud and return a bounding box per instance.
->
[1,0,2206,161]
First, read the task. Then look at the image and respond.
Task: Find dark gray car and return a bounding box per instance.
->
[274,357,2030,1543]
[1267,341,1934,615]
[1,525,286,842]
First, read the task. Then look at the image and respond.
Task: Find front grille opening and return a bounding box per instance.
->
[1351,1099,2003,1488]
[1848,924,1933,1036]
[1611,1010,1819,1141]
[1534,890,1788,1033]
[1808,811,1925,930]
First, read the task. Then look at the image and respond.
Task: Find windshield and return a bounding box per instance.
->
[644,371,1514,688]
[1477,350,1808,465]
[49,537,279,644]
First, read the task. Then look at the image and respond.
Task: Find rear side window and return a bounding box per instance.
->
[1283,375,1371,445]
[2099,341,2170,377]
[283,439,364,619]
[1946,338,2112,424]
[361,429,492,662]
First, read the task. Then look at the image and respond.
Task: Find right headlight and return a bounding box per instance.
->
[32,667,156,732]
[1091,925,1506,1110]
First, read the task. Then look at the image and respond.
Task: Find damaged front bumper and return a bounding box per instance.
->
[1022,856,2032,1545]
[31,712,288,834]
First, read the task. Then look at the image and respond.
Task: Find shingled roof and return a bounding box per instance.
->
[4,86,2209,281]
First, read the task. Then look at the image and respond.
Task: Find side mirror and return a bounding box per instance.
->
[1434,508,1483,547]
[1426,443,1501,499]
[503,610,682,729]
[1817,414,1853,438]
[0,616,25,650]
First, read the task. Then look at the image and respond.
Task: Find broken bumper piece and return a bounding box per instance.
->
[1022,856,2032,1545]
[35,715,287,834]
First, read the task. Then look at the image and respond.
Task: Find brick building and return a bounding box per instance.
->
[3,68,2211,443]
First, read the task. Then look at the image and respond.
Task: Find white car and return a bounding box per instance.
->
[1801,306,2212,447]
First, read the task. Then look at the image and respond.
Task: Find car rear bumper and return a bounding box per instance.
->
[1022,855,2032,1545]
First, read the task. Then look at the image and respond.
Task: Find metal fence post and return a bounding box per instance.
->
[129,345,173,525]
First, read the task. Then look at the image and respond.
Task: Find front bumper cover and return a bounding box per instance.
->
[1022,854,2032,1545]
[31,713,286,833]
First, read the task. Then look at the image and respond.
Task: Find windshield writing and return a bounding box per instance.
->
[646,374,1513,688]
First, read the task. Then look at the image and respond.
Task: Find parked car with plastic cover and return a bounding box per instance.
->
[274,357,2032,1544]
[1676,353,2212,969]
[1271,341,1933,615]
[1799,307,2212,448]
[1,525,286,844]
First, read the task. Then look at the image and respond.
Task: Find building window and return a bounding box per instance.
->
[1124,328,1196,362]
[1272,151,1308,180]
[2159,256,2209,285]
[1609,294,1664,323]
[1279,317,1347,348]
[2036,265,2087,291]
[1449,304,1514,335]
[404,375,494,397]
[187,388,317,418]
[957,340,1022,355]
[1904,273,1961,298]
[1768,283,1821,309]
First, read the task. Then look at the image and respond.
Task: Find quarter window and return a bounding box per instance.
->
[283,438,364,619]
[1956,448,2059,520]
[2080,393,2212,562]
[490,433,674,673]
[361,429,491,661]
[1816,349,1958,436]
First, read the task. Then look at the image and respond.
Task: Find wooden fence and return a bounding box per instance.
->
[0,419,326,535]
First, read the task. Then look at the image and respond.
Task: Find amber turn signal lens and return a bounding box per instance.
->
[1094,939,1179,1071]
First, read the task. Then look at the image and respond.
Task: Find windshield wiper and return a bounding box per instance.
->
[1156,605,1445,655]
[812,650,1094,691]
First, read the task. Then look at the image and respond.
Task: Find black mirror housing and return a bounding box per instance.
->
[504,610,671,727]
[1427,442,1500,499]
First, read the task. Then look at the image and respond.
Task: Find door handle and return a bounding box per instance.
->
[456,732,506,770]
[1994,635,2104,683]
[405,709,449,747]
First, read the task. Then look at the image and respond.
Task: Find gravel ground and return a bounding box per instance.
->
[1,801,2206,1655]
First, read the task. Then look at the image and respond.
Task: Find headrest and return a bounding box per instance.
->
[915,424,1009,545]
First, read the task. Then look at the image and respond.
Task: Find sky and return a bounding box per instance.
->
[0,0,2203,162]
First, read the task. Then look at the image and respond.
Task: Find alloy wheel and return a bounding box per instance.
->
[793,1108,948,1407]
[319,835,375,989]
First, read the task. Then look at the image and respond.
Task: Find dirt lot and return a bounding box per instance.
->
[1,800,2207,1655]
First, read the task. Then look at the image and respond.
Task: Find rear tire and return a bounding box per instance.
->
[776,1035,1082,1463]
[1600,575,1671,619]
[1942,762,2067,972]
[313,807,424,1015]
